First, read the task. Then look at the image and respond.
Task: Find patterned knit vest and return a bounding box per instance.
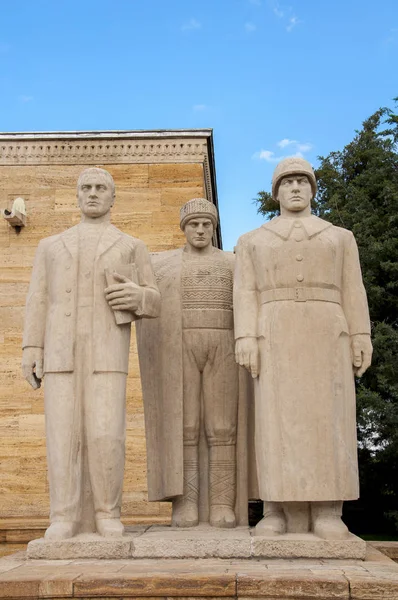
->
[181,250,233,329]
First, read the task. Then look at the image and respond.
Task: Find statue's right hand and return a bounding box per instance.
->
[22,347,44,390]
[235,337,259,378]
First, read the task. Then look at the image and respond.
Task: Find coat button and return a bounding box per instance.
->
[66,288,71,293]
[296,254,303,261]
[66,265,71,270]
[65,311,71,317]
[296,274,304,282]
[294,221,302,228]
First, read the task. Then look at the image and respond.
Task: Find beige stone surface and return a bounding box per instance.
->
[234,157,372,541]
[1,543,398,599]
[132,525,251,559]
[130,525,366,561]
[27,533,135,560]
[370,541,398,562]
[251,533,366,560]
[0,135,208,542]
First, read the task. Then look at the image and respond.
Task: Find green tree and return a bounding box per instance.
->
[255,104,398,535]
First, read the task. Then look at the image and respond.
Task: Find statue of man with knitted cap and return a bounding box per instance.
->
[234,157,372,540]
[137,198,256,528]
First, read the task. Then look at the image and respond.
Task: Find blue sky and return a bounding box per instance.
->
[1,0,397,249]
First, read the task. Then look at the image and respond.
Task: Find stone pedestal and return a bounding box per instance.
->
[27,525,366,560]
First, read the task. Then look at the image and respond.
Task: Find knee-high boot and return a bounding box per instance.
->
[172,444,199,527]
[209,444,236,528]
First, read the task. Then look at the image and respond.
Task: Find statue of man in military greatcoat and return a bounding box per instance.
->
[234,157,372,539]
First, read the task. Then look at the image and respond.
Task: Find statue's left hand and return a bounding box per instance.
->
[351,334,373,377]
[22,347,43,390]
[105,272,143,312]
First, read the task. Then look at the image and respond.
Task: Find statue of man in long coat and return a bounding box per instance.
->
[234,157,372,539]
[137,198,256,528]
[22,167,160,540]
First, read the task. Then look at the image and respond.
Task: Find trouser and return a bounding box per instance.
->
[182,328,238,447]
[181,328,238,512]
[44,310,127,526]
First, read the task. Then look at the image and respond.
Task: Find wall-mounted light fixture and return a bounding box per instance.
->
[3,197,27,228]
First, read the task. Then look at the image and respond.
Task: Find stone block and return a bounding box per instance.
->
[0,572,41,597]
[27,533,136,560]
[251,533,367,560]
[105,164,149,187]
[160,186,205,207]
[237,571,349,598]
[73,572,236,598]
[369,541,398,562]
[38,574,76,598]
[133,526,251,559]
[149,164,203,187]
[348,575,398,599]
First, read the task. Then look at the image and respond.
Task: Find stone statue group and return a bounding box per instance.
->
[21,157,372,544]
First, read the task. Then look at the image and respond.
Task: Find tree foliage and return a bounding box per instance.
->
[255,104,398,535]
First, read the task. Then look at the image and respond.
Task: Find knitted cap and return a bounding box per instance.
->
[272,157,317,200]
[180,198,218,230]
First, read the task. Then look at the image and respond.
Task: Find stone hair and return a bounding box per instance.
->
[77,167,115,196]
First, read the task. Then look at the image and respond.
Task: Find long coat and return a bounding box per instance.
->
[234,215,371,502]
[23,223,160,374]
[136,247,258,525]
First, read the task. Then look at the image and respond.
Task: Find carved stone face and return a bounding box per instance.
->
[77,172,115,218]
[277,174,312,213]
[184,217,214,250]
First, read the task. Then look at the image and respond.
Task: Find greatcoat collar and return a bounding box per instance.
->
[262,215,332,240]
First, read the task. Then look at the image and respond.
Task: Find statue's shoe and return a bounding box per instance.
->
[210,505,236,528]
[96,518,125,538]
[44,521,76,540]
[313,516,349,540]
[254,513,286,536]
[172,500,198,527]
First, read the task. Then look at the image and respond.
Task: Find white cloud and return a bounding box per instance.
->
[252,150,281,162]
[193,104,207,111]
[254,150,308,162]
[268,2,301,31]
[286,16,300,32]
[19,95,34,103]
[272,1,284,18]
[181,18,201,31]
[278,138,297,148]
[276,139,312,153]
[297,142,312,153]
[245,22,256,32]
[253,139,313,162]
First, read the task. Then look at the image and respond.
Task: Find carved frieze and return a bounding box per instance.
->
[0,139,207,165]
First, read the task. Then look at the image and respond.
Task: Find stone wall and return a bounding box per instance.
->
[0,131,218,545]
